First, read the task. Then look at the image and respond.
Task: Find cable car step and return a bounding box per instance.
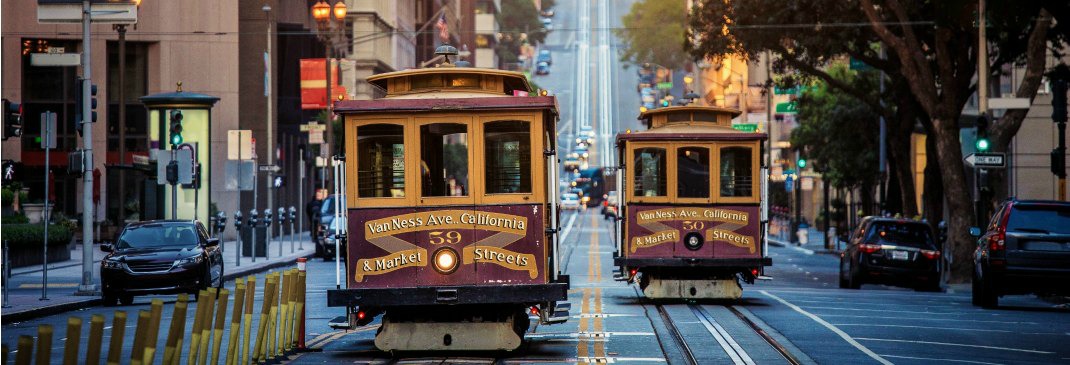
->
[545,302,570,324]
[328,315,352,330]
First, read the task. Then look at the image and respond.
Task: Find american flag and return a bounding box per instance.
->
[435,13,449,42]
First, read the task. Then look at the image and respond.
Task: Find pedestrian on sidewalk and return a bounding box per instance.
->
[307,189,324,239]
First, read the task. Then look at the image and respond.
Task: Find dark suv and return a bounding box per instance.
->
[972,200,1070,308]
[840,217,942,291]
[101,220,224,305]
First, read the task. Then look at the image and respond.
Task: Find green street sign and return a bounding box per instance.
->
[732,123,758,132]
[776,102,798,114]
[656,82,673,90]
[774,86,796,95]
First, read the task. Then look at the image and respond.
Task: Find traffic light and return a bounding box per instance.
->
[3,99,22,140]
[169,110,184,146]
[72,79,98,137]
[165,160,179,185]
[1053,79,1067,124]
[797,158,807,169]
[660,99,670,108]
[976,114,990,152]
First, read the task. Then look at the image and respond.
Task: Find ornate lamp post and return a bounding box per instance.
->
[311,0,347,157]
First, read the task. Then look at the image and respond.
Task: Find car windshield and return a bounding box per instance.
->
[1008,204,1070,234]
[562,194,579,201]
[118,222,200,249]
[865,222,935,249]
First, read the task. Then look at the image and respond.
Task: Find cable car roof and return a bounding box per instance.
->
[619,105,766,141]
[366,67,533,98]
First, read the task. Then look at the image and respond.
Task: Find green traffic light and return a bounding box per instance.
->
[171,134,183,145]
[976,138,990,152]
[797,159,807,168]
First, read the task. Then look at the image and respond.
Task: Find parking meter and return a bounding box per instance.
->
[248,209,259,227]
[234,211,243,228]
[263,209,273,227]
[288,206,297,221]
[216,211,227,233]
[278,207,287,225]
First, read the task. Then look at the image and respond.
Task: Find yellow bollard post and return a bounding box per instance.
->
[225,279,246,365]
[186,290,210,365]
[62,317,83,365]
[106,311,127,365]
[254,274,277,363]
[281,270,293,353]
[287,269,299,353]
[34,324,53,365]
[142,299,165,365]
[276,270,290,357]
[209,289,230,365]
[86,314,105,365]
[130,310,151,365]
[241,276,256,365]
[266,273,281,360]
[15,335,33,365]
[162,295,189,365]
[295,271,306,350]
[195,288,217,365]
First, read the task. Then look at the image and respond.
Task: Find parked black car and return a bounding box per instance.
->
[972,199,1070,308]
[101,220,224,305]
[316,194,347,260]
[840,217,942,291]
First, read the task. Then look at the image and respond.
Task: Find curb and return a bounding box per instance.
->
[1,251,314,325]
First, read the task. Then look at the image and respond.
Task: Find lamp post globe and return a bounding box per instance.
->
[312,0,330,23]
[333,1,347,21]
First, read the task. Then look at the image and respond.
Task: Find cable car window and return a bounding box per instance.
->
[633,148,667,197]
[667,112,691,123]
[410,75,444,89]
[720,146,753,197]
[677,147,709,198]
[692,112,720,123]
[484,121,531,194]
[421,123,469,197]
[357,124,405,198]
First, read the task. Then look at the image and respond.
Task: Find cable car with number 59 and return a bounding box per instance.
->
[326,46,570,352]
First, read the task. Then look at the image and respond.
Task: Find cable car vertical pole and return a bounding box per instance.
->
[616,159,624,255]
[333,156,341,289]
[547,148,558,280]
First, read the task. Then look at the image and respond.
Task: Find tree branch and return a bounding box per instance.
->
[992,9,1053,149]
[773,45,892,119]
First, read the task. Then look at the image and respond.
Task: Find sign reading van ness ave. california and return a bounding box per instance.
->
[349,206,547,287]
[627,206,761,259]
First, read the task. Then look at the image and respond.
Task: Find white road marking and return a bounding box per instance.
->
[818,313,1040,325]
[560,212,580,242]
[831,323,1015,333]
[760,290,893,365]
[879,354,1005,365]
[801,306,970,315]
[856,337,1054,354]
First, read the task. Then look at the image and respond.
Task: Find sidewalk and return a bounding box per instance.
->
[767,224,844,255]
[1,232,316,324]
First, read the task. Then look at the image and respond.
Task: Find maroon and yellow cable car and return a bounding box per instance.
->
[326,48,569,351]
[613,105,772,299]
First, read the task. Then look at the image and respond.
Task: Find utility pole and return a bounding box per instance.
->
[264,4,275,250]
[878,45,887,213]
[976,0,990,227]
[115,24,127,228]
[77,0,98,295]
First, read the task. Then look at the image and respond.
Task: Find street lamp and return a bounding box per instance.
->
[311,0,348,189]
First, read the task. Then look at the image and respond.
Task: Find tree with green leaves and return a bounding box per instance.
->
[496,0,548,64]
[616,0,690,69]
[689,0,1061,283]
[791,63,881,208]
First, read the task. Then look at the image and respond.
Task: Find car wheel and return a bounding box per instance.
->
[972,271,998,308]
[103,292,119,307]
[838,261,850,289]
[119,293,134,306]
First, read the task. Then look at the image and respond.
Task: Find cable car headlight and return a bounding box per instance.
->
[432,247,460,274]
[684,232,703,251]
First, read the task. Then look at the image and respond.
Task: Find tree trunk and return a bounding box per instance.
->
[932,118,976,283]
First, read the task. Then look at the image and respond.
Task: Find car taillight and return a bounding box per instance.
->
[750,268,759,276]
[859,243,881,254]
[920,249,940,260]
[991,203,1012,251]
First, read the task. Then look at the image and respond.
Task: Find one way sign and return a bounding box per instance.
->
[964,152,1006,168]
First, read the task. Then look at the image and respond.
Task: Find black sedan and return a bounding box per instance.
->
[101,220,224,305]
[840,217,942,291]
